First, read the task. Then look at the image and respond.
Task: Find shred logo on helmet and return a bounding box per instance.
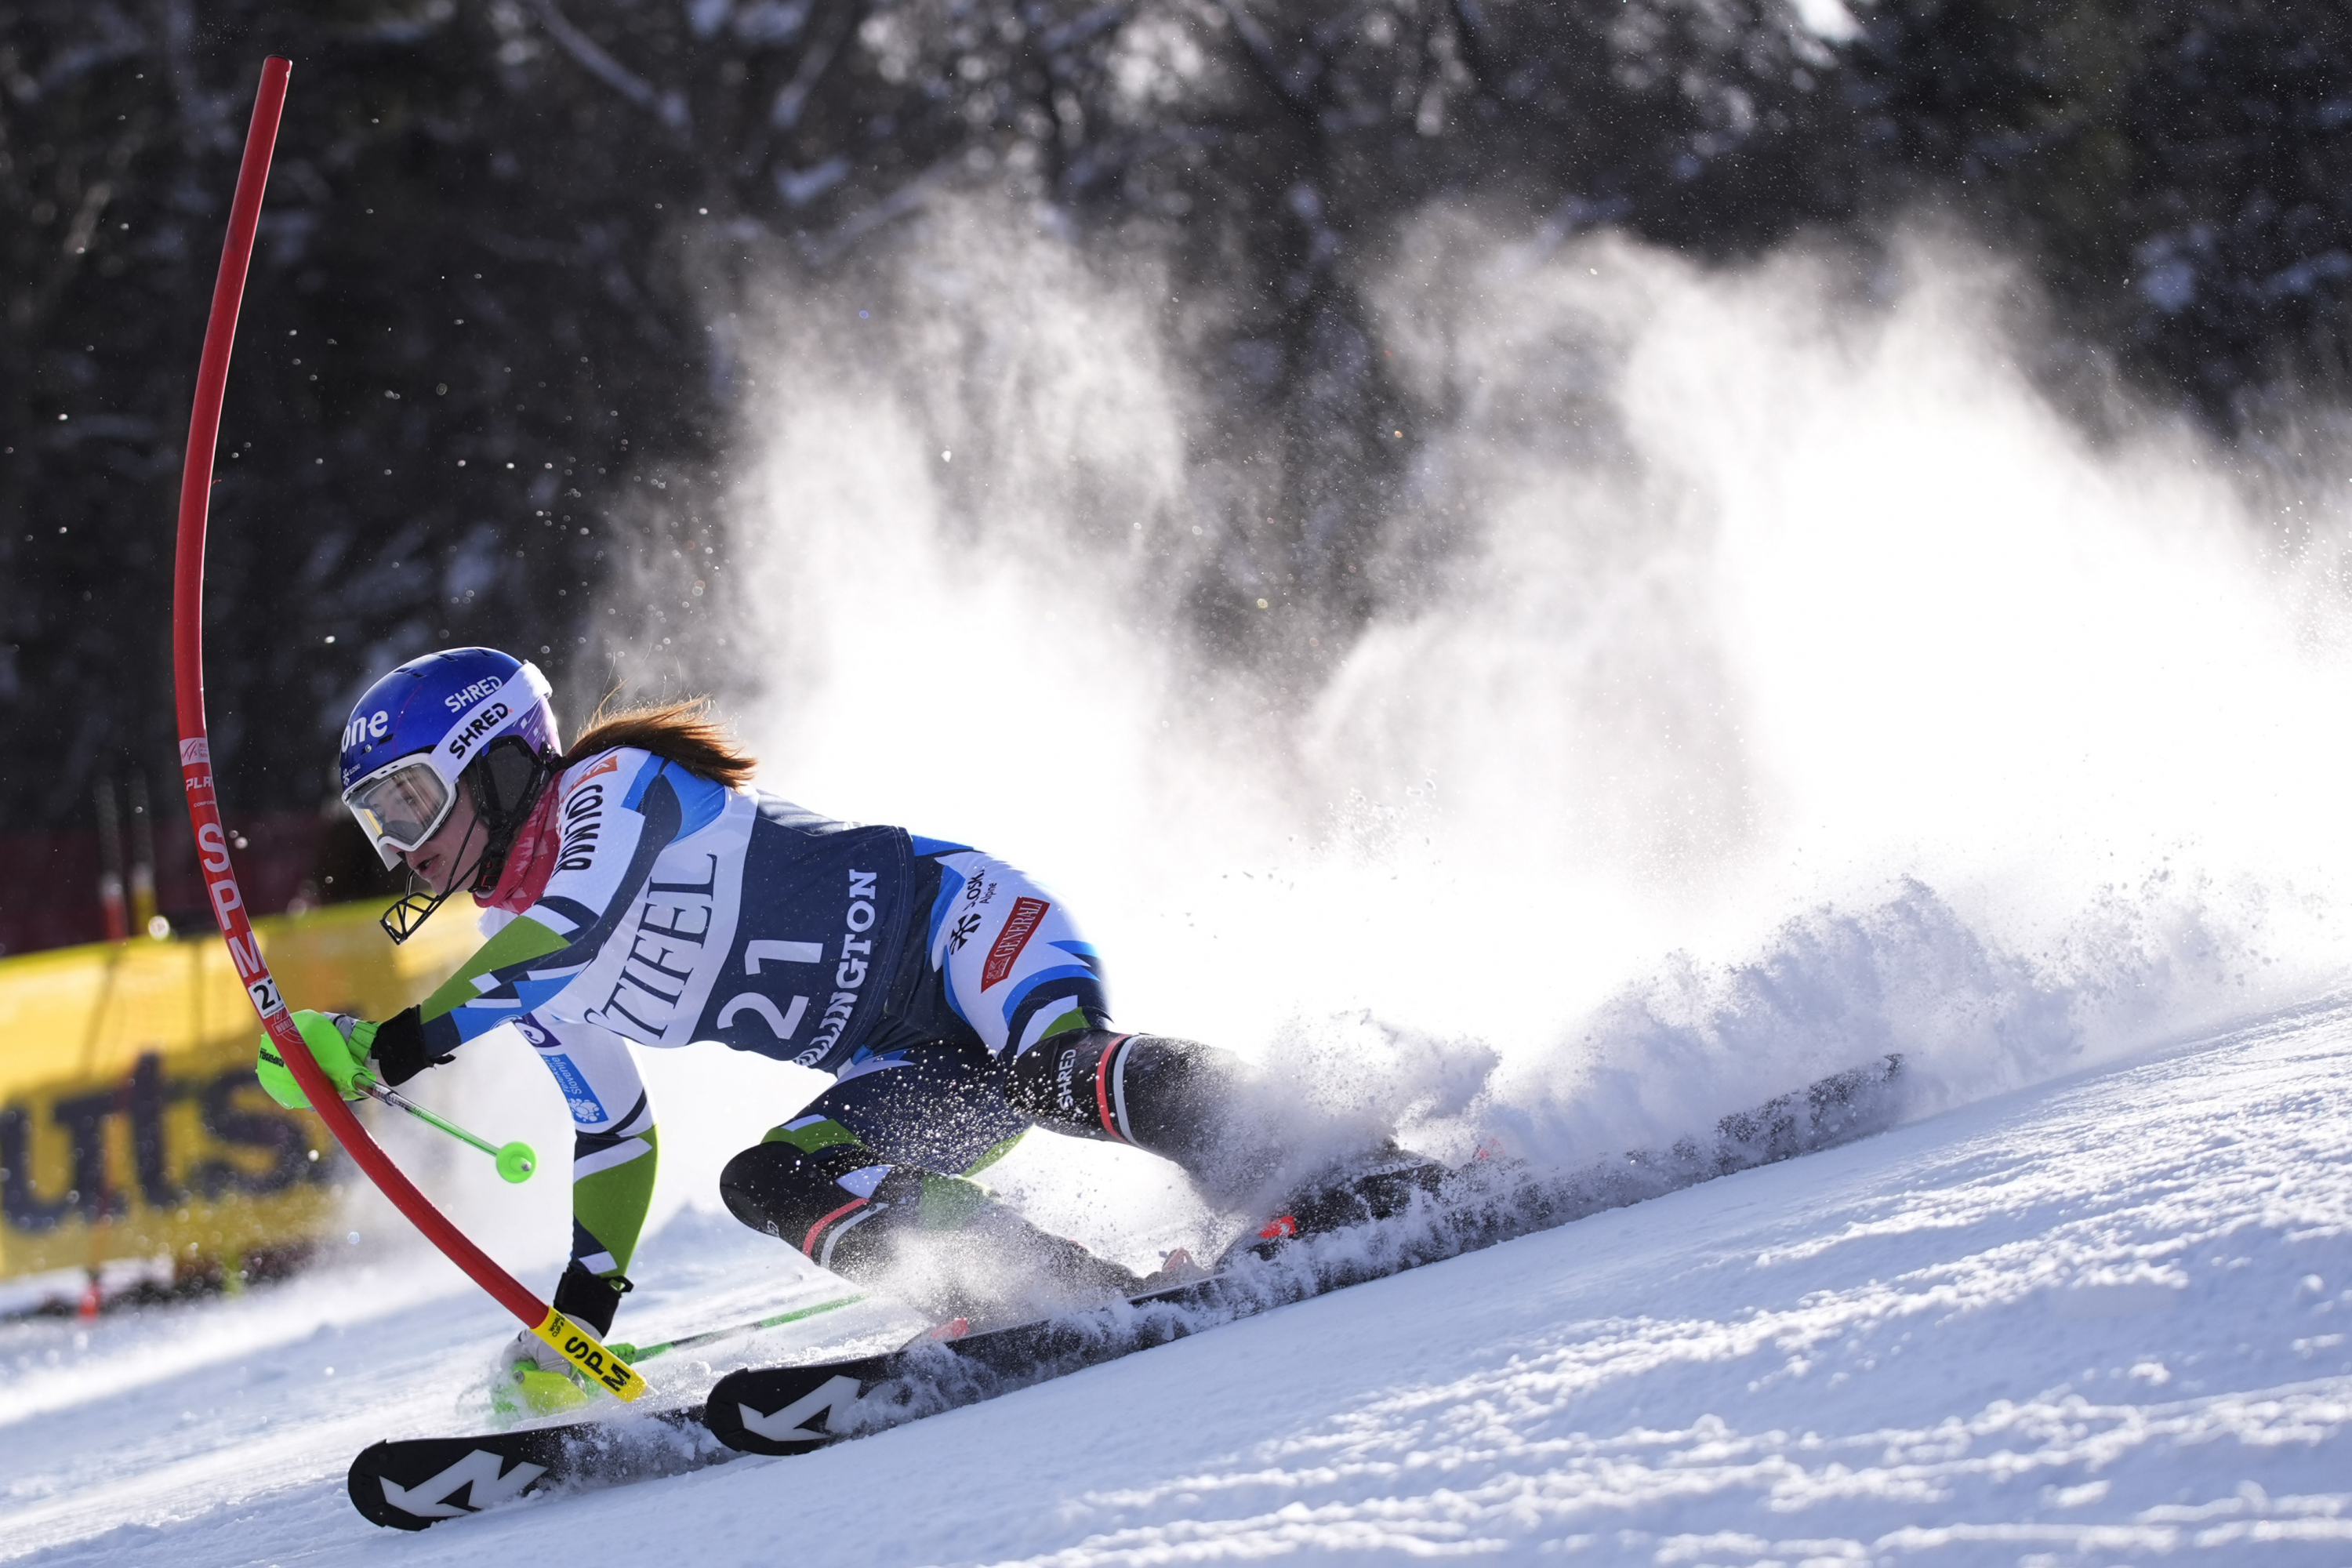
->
[444,700,514,764]
[338,648,557,869]
[441,674,507,713]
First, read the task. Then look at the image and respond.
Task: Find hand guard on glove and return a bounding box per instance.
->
[255,1011,379,1109]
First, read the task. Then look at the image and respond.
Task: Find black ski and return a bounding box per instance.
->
[347,1054,1903,1525]
[706,1053,1907,1457]
[347,1406,720,1530]
[706,1270,1273,1454]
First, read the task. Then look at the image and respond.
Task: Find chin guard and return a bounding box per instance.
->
[378,883,452,946]
[378,826,475,945]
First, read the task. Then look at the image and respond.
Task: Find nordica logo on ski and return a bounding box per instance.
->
[377,1448,546,1519]
[802,870,877,1062]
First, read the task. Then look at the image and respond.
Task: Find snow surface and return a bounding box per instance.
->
[6,993,2350,1566]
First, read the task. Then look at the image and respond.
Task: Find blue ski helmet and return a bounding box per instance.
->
[338,648,559,867]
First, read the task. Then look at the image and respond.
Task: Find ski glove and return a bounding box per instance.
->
[256,1011,379,1109]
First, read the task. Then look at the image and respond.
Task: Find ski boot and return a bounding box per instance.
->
[486,1261,630,1425]
[1138,1247,1210,1290]
[488,1330,593,1425]
[1222,1144,1453,1266]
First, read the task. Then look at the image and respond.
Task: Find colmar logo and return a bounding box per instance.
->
[554,782,606,873]
[982,897,1049,989]
[574,753,622,784]
[946,910,982,953]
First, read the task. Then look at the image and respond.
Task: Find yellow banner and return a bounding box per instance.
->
[0,902,474,1280]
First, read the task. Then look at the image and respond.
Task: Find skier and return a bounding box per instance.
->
[258,647,1432,1414]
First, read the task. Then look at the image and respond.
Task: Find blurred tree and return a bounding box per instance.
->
[1,0,1853,854]
[2,1,722,846]
[5,0,2349,906]
[1846,0,2352,420]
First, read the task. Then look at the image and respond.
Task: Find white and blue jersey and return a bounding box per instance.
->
[413,744,1108,1102]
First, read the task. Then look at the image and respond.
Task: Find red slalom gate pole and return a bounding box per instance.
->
[169,58,643,1402]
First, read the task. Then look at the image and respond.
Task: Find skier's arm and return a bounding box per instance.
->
[363,913,576,1083]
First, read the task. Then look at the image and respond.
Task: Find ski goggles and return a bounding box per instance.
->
[342,756,456,866]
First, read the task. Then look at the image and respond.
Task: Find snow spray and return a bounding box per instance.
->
[577,204,2352,1266]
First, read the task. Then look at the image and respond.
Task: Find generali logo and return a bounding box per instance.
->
[982,897,1049,990]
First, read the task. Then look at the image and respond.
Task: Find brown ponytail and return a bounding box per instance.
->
[561,695,758,788]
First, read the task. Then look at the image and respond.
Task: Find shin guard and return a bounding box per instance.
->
[1007,1031,1286,1204]
[720,1138,911,1275]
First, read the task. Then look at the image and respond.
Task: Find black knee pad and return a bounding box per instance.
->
[720,1140,908,1269]
[1005,1031,1105,1134]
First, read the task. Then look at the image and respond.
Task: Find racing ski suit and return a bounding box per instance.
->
[364,746,1273,1328]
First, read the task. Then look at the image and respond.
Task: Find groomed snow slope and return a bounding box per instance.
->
[7,996,2352,1568]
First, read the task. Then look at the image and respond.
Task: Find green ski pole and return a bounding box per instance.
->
[357,1079,537,1183]
[607,1292,864,1363]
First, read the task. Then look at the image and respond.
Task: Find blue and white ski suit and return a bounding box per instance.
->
[398,746,1111,1281]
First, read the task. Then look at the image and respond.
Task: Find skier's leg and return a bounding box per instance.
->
[921,853,1255,1189]
[1005,1030,1449,1251]
[486,1014,656,1419]
[921,851,1406,1214]
[720,1038,1142,1319]
[1001,1029,1287,1206]
[521,1014,657,1337]
[919,851,1114,1059]
[717,1036,1020,1272]
[913,849,1442,1258]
